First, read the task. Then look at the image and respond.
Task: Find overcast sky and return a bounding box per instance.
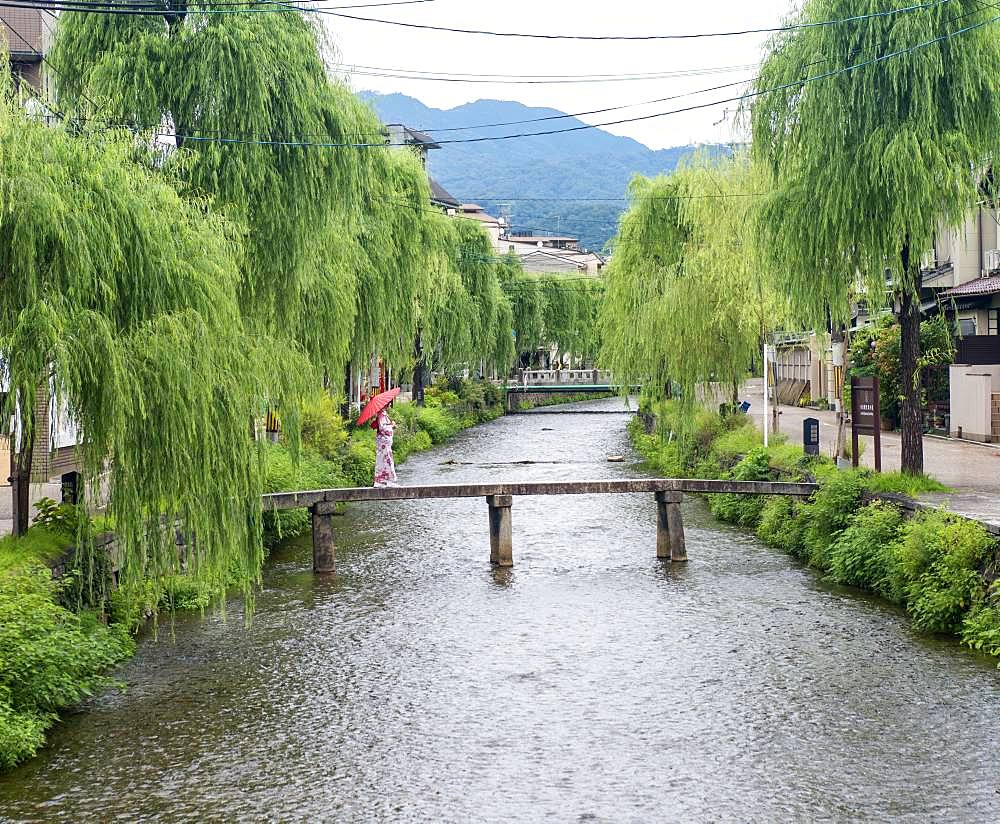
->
[325,0,796,149]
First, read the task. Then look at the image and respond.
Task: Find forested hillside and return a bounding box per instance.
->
[362,92,727,250]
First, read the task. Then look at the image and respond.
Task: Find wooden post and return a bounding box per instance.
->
[655,491,687,562]
[312,501,337,573]
[487,494,513,567]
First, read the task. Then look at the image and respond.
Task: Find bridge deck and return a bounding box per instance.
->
[505,384,632,394]
[263,479,818,510]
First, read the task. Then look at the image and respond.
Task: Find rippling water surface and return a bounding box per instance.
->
[2,399,998,822]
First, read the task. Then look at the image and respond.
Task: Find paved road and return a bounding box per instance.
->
[743,379,1000,530]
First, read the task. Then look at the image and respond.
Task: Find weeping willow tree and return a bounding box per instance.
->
[449,219,516,375]
[410,212,475,401]
[539,276,604,364]
[495,252,605,368]
[499,256,547,362]
[51,7,379,365]
[0,79,292,602]
[599,152,788,414]
[750,0,1000,473]
[349,148,445,375]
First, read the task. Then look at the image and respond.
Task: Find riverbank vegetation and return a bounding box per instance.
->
[632,402,1000,664]
[0,508,135,771]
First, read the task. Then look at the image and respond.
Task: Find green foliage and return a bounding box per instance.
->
[262,443,343,546]
[0,565,133,771]
[0,80,288,605]
[711,426,765,468]
[30,497,85,537]
[847,315,955,425]
[159,576,218,613]
[828,503,905,590]
[342,429,377,489]
[863,471,949,496]
[53,11,374,351]
[885,511,996,633]
[798,471,868,571]
[751,0,1000,325]
[599,152,789,417]
[757,496,806,554]
[961,589,1000,661]
[0,527,70,577]
[411,405,462,444]
[300,393,349,460]
[710,448,771,528]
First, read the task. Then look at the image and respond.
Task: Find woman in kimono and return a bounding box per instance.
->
[372,407,397,487]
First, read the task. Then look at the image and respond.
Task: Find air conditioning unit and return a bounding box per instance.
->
[986,249,1000,274]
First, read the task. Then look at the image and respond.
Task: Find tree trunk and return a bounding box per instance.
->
[11,437,33,537]
[413,328,425,407]
[899,241,924,475]
[340,363,353,419]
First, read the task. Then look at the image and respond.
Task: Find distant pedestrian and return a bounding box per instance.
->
[372,408,397,487]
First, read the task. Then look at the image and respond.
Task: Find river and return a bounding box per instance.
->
[1,398,998,822]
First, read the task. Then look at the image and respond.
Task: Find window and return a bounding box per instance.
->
[989,308,999,336]
[958,317,978,337]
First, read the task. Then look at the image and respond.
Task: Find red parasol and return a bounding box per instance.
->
[357,387,400,427]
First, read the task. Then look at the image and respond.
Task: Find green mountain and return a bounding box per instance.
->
[361,92,727,251]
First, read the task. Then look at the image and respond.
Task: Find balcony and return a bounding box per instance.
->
[955,335,1000,366]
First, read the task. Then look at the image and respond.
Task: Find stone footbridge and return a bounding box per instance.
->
[262,479,819,573]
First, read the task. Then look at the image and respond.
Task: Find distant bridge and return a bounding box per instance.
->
[505,383,639,412]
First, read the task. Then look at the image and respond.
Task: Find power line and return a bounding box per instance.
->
[396,0,995,134]
[324,0,952,41]
[151,12,1000,149]
[26,1,980,144]
[0,0,433,16]
[339,62,756,85]
[343,62,756,81]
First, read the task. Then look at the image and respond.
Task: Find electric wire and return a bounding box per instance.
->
[322,0,951,41]
[0,0,433,16]
[337,63,757,85]
[146,12,1000,148]
[0,0,948,32]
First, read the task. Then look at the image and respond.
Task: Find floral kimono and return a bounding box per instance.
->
[373,410,397,487]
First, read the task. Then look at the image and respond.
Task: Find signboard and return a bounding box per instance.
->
[850,376,882,471]
[803,417,820,456]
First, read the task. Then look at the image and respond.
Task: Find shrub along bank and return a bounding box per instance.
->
[0,514,134,772]
[631,401,1000,665]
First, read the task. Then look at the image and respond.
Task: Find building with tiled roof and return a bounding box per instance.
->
[919,207,1000,441]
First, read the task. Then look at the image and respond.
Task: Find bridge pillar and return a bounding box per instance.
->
[312,502,338,573]
[655,492,687,562]
[487,494,513,567]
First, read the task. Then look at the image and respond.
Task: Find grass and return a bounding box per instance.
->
[0,527,71,577]
[863,471,950,496]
